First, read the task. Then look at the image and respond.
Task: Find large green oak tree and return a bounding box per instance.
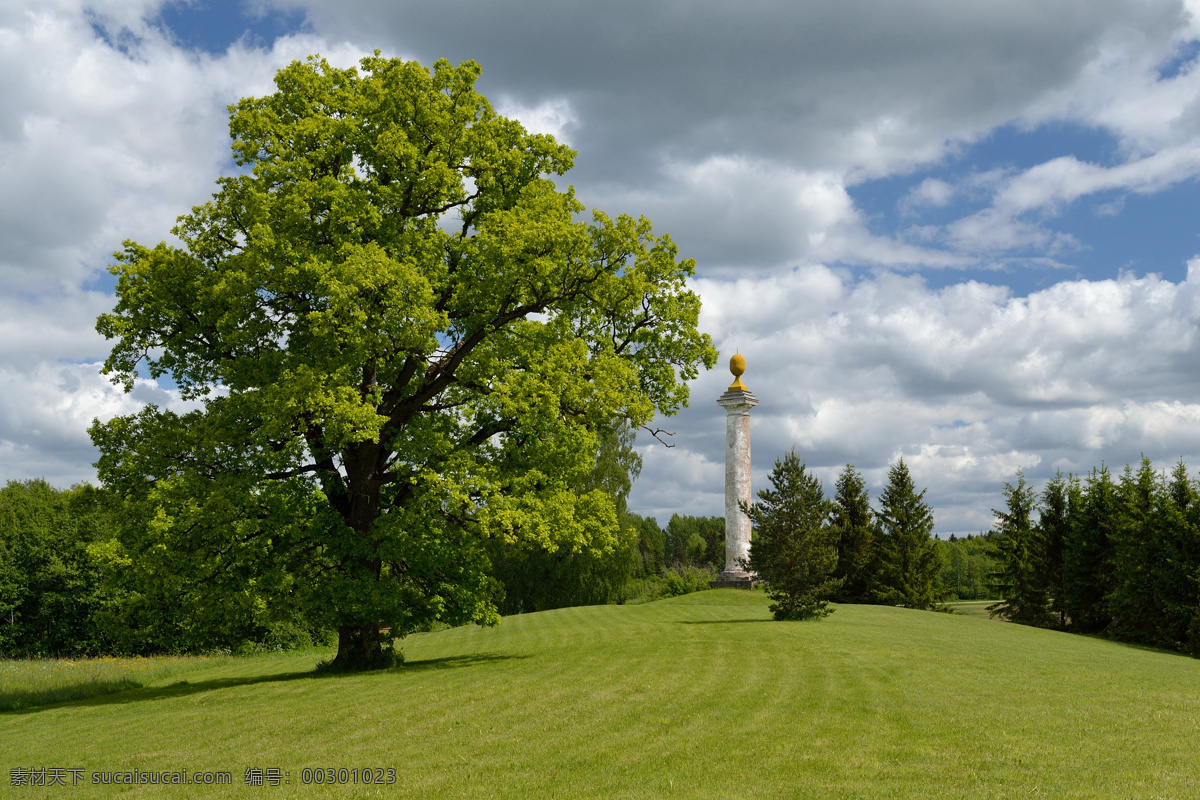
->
[90,54,716,669]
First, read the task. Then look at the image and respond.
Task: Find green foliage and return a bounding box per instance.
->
[488,421,643,614]
[745,450,841,620]
[829,464,877,602]
[1063,467,1118,633]
[665,514,725,571]
[0,478,329,659]
[489,514,641,614]
[872,459,943,609]
[662,565,717,597]
[935,535,997,601]
[633,515,667,576]
[1106,459,1165,645]
[989,472,1053,626]
[991,458,1200,654]
[90,55,716,669]
[588,422,643,516]
[1037,472,1071,627]
[0,481,119,657]
[1159,462,1200,649]
[1188,606,1200,657]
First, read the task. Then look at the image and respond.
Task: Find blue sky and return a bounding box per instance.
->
[151,0,307,52]
[847,122,1200,293]
[5,0,1200,532]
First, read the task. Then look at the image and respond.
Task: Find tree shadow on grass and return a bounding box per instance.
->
[402,653,525,672]
[1,653,523,714]
[675,618,773,625]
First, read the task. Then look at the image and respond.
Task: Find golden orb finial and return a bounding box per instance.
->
[728,353,748,391]
[730,353,746,377]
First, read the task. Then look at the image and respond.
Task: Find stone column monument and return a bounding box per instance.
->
[711,354,758,589]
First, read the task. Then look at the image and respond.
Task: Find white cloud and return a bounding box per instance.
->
[900,178,956,215]
[7,0,1200,538]
[0,4,368,292]
[268,0,1195,270]
[0,359,188,486]
[494,96,576,144]
[0,2,371,484]
[629,260,1200,532]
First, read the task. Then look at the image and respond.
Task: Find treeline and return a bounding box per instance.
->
[0,423,732,657]
[991,459,1200,655]
[0,480,115,657]
[490,511,730,614]
[937,534,997,601]
[0,455,967,657]
[0,479,325,657]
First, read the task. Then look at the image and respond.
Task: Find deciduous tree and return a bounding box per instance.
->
[90,55,716,669]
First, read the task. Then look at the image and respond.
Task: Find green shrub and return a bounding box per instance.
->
[663,566,716,597]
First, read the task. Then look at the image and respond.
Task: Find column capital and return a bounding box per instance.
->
[716,388,759,412]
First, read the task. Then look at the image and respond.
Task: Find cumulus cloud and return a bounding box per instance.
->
[270,0,1196,272]
[6,0,1200,538]
[630,261,1200,532]
[0,359,190,487]
[0,1,370,484]
[0,2,370,292]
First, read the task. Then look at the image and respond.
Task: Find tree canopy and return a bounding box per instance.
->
[90,54,716,669]
[0,481,115,657]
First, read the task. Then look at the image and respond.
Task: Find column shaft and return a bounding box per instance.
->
[724,407,752,572]
[715,387,757,581]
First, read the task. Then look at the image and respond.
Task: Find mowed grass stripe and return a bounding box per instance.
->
[2,590,1198,798]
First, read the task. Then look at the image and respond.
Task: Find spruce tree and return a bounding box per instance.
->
[1037,472,1071,628]
[873,458,943,609]
[744,450,841,620]
[1063,466,1117,633]
[989,471,1051,626]
[1160,461,1200,651]
[829,464,877,602]
[1106,459,1164,645]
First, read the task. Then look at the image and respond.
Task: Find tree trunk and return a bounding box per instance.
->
[326,443,395,671]
[331,623,392,671]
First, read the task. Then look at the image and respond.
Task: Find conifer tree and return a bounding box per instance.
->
[829,464,877,602]
[873,458,943,609]
[744,450,841,620]
[989,471,1051,626]
[1063,466,1117,633]
[1160,461,1200,651]
[1037,472,1071,628]
[1107,459,1164,645]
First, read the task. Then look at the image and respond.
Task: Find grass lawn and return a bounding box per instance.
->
[3,589,1198,798]
[944,600,1001,620]
[0,654,245,712]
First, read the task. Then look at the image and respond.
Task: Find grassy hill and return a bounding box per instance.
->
[3,590,1199,798]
